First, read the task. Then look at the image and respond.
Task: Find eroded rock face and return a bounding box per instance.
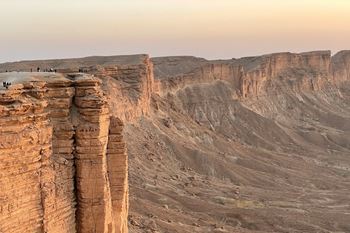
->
[44,75,76,233]
[0,55,154,232]
[0,55,154,122]
[238,51,331,97]
[153,51,334,98]
[331,50,350,83]
[0,78,54,233]
[88,56,154,122]
[0,73,129,233]
[107,117,128,233]
[73,75,114,233]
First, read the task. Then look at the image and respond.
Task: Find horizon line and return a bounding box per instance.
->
[1,49,349,64]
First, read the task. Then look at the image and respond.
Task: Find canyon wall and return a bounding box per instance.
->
[0,55,154,233]
[0,77,54,233]
[331,50,350,83]
[238,51,331,97]
[153,50,338,98]
[44,75,76,232]
[85,56,154,122]
[153,59,242,95]
[0,73,131,233]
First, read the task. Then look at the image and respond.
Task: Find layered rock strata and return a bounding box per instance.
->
[153,50,336,97]
[0,78,54,233]
[331,50,350,83]
[78,56,154,122]
[0,55,154,122]
[0,73,129,233]
[237,51,331,97]
[44,76,76,232]
[107,117,128,233]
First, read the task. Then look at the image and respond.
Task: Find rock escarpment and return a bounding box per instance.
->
[73,75,114,232]
[0,72,131,233]
[107,117,128,233]
[86,56,154,121]
[0,55,154,122]
[0,76,53,233]
[153,50,336,97]
[44,75,76,233]
[1,50,350,233]
[0,55,154,232]
[331,50,350,83]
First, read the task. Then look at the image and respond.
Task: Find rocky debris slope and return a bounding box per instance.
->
[126,51,350,233]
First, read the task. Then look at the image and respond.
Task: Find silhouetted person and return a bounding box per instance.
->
[31,68,33,72]
[37,67,41,72]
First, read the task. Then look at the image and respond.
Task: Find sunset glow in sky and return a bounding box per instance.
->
[1,0,350,62]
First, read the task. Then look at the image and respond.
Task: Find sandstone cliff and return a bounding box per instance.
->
[153,51,335,98]
[331,50,350,83]
[0,74,53,233]
[0,72,130,233]
[0,55,154,122]
[0,54,154,233]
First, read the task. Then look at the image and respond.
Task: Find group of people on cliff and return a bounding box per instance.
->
[3,67,89,73]
[4,67,57,73]
[34,67,57,73]
[2,81,11,89]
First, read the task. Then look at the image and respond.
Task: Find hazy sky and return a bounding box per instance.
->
[1,0,350,62]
